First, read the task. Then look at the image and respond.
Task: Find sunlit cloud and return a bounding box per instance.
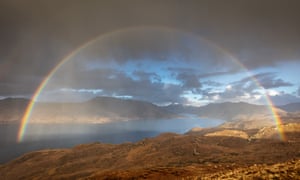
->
[60,88,103,95]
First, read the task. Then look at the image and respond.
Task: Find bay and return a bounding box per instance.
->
[0,117,223,163]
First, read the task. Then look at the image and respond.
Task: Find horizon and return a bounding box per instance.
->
[1,95,299,107]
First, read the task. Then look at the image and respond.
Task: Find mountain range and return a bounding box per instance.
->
[164,101,286,121]
[0,97,300,124]
[0,97,175,124]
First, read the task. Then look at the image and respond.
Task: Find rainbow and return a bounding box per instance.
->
[17,26,286,142]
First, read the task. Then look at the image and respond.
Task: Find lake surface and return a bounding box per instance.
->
[0,118,224,163]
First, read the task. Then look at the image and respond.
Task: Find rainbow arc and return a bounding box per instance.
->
[17,26,286,142]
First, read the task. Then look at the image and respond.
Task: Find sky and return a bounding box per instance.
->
[0,0,300,106]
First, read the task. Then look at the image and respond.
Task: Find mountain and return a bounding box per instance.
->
[279,102,300,112]
[162,103,199,114]
[0,97,176,124]
[0,98,288,124]
[165,101,285,122]
[164,102,289,129]
[30,97,179,123]
[196,102,286,121]
[1,122,299,179]
[87,96,174,119]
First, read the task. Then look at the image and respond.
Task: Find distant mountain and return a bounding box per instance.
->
[196,102,285,121]
[0,97,289,124]
[278,102,300,112]
[0,97,176,124]
[165,102,285,121]
[82,96,176,121]
[162,104,199,114]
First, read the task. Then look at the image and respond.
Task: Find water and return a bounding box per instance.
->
[0,118,223,164]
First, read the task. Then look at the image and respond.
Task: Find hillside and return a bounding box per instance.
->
[1,121,300,179]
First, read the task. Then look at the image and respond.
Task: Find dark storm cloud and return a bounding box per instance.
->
[0,74,44,97]
[1,0,300,98]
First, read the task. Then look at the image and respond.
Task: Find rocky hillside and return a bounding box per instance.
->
[203,159,300,179]
[1,122,299,179]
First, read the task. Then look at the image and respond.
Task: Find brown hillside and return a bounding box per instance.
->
[1,123,300,179]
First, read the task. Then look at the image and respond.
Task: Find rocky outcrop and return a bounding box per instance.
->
[204,129,249,139]
[252,123,300,140]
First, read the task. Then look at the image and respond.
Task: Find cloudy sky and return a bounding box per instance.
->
[1,0,300,106]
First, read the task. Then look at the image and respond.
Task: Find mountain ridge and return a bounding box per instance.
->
[1,97,300,124]
[164,101,286,121]
[279,102,300,112]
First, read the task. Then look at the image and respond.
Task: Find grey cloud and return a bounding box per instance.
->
[169,67,237,80]
[0,73,45,97]
[231,72,293,91]
[254,73,293,89]
[200,87,260,104]
[261,78,293,89]
[42,67,187,104]
[202,81,223,87]
[176,73,201,89]
[132,71,161,82]
[202,72,295,104]
[168,68,199,75]
[230,79,257,93]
